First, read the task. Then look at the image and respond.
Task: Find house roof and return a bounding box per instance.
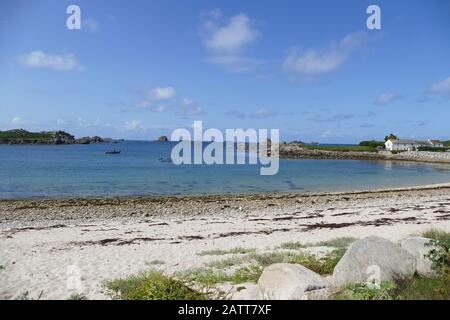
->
[388,139,428,145]
[429,140,442,145]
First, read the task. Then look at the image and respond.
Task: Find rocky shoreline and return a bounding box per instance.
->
[1,183,449,299]
[0,129,116,145]
[279,144,450,164]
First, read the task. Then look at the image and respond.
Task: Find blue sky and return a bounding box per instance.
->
[0,0,449,143]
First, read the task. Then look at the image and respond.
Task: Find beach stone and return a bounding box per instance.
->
[400,237,436,276]
[333,236,416,287]
[257,263,330,300]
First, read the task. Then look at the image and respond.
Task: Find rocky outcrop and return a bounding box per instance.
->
[401,237,437,276]
[257,263,330,300]
[158,136,169,142]
[333,236,416,287]
[280,144,450,164]
[75,136,111,144]
[0,129,114,145]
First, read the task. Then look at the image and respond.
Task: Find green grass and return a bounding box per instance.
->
[67,293,88,300]
[278,237,356,250]
[422,229,450,242]
[248,249,345,275]
[303,145,377,153]
[198,247,256,256]
[180,264,263,285]
[145,260,165,266]
[333,274,450,300]
[206,256,249,269]
[0,129,54,141]
[359,140,385,148]
[105,270,209,300]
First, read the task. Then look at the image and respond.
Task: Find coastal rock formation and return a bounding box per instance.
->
[257,263,330,300]
[401,237,436,276]
[0,129,114,145]
[158,136,169,142]
[333,236,416,287]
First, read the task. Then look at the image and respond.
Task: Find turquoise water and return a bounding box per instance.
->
[1,141,450,199]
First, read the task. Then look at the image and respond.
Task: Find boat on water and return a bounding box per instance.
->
[105,150,121,155]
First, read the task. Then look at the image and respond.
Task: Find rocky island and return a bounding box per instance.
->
[0,129,115,145]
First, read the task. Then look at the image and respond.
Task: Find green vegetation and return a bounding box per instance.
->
[105,270,209,300]
[67,293,88,300]
[206,256,249,269]
[443,141,450,147]
[334,282,398,300]
[248,249,345,275]
[359,140,385,148]
[145,260,165,266]
[334,274,450,300]
[180,264,263,286]
[417,146,448,152]
[0,129,54,141]
[384,133,398,142]
[335,229,450,300]
[303,145,377,152]
[0,265,5,271]
[421,229,450,242]
[198,247,256,256]
[279,237,356,250]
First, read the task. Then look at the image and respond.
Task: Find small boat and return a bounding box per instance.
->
[105,149,121,155]
[159,157,172,163]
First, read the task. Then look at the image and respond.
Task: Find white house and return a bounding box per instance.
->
[385,139,444,151]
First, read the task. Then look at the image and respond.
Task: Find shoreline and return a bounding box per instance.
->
[1,182,450,223]
[1,183,449,299]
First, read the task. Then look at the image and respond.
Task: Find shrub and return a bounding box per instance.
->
[105,270,209,300]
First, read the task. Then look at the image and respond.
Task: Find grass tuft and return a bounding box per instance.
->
[278,237,356,250]
[198,247,256,256]
[105,270,209,300]
[421,229,450,242]
[145,260,165,266]
[67,293,88,300]
[180,264,263,285]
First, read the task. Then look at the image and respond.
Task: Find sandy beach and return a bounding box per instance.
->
[1,184,450,300]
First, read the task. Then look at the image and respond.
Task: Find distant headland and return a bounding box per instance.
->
[0,129,122,145]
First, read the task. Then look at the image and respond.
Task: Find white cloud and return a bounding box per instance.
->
[154,104,177,113]
[56,118,67,125]
[205,13,260,52]
[249,108,276,119]
[151,86,176,100]
[178,98,203,116]
[374,93,402,106]
[10,117,25,125]
[138,86,176,108]
[82,18,99,32]
[282,32,367,76]
[431,77,450,95]
[124,120,143,131]
[202,10,262,72]
[20,51,81,71]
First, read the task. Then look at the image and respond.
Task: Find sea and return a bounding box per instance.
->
[1,141,450,199]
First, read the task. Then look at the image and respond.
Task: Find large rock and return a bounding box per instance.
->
[333,236,416,287]
[257,263,330,300]
[401,237,436,276]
